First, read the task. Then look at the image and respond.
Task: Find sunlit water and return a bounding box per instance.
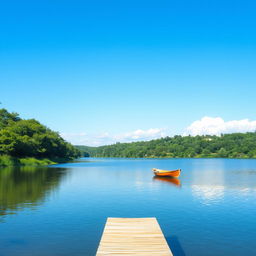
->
[1,158,256,256]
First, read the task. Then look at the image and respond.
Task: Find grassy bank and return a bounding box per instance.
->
[0,155,59,167]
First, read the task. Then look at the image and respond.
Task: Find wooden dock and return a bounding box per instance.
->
[96,217,173,255]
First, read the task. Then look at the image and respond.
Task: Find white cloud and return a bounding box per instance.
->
[61,128,166,146]
[185,116,256,136]
[61,117,256,146]
[115,128,166,141]
[60,132,89,145]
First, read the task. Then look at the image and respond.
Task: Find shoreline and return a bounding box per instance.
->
[0,155,73,167]
[87,156,256,159]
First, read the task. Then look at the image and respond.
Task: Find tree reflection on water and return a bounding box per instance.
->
[0,166,66,218]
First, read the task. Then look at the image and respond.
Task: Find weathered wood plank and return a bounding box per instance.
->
[96,218,173,256]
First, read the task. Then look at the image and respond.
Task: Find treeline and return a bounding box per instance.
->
[0,108,81,162]
[77,133,256,158]
[75,145,92,157]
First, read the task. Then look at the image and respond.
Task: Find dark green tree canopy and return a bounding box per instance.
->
[0,108,20,129]
[0,108,81,159]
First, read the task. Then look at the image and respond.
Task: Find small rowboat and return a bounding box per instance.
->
[152,168,181,178]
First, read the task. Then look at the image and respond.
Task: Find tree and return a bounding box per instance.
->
[79,132,256,159]
[0,108,81,159]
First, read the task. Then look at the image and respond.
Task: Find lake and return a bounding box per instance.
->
[0,158,256,256]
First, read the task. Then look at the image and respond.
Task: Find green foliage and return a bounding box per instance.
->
[19,158,56,166]
[0,155,56,167]
[0,108,20,129]
[75,145,91,157]
[77,132,256,159]
[0,108,81,163]
[0,155,19,166]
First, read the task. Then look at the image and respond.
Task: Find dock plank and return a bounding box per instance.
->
[96,218,173,256]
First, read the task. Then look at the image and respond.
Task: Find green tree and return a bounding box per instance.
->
[0,108,81,160]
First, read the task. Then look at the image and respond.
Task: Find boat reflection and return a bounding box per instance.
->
[153,176,181,187]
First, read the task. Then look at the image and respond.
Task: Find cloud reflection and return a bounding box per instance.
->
[191,169,225,204]
[192,185,224,202]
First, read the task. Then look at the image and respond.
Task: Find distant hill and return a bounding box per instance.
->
[76,132,256,159]
[75,145,93,157]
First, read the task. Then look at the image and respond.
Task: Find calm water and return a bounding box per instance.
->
[1,158,256,256]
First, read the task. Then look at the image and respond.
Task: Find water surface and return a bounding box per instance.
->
[1,158,256,256]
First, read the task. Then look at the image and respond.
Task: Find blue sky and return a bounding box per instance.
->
[1,0,256,145]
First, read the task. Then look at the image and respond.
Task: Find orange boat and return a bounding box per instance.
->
[152,168,181,178]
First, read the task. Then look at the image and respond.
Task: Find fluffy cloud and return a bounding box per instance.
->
[61,128,166,146]
[61,117,256,145]
[60,132,89,145]
[114,128,166,141]
[185,116,256,136]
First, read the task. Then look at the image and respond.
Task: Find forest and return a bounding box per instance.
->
[77,132,256,159]
[0,108,81,165]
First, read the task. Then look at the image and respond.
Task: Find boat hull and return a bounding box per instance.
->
[152,168,181,178]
